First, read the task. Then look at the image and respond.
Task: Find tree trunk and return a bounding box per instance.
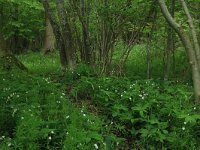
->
[43,16,56,54]
[180,0,200,70]
[41,0,68,70]
[158,0,200,103]
[80,0,91,65]
[56,0,75,69]
[164,0,175,80]
[146,34,152,79]
[146,10,157,79]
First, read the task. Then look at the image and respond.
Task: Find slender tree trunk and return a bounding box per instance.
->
[146,10,157,79]
[164,0,175,80]
[81,0,91,65]
[180,0,200,69]
[13,4,19,54]
[146,35,152,79]
[158,0,200,103]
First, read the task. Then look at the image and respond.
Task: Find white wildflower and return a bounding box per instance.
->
[48,136,52,140]
[12,108,17,117]
[94,144,98,149]
[182,126,185,130]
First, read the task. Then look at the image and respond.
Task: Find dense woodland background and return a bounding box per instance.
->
[1,0,200,149]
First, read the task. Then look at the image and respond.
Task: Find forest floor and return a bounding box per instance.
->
[0,52,200,150]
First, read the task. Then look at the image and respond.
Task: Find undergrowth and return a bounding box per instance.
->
[0,66,108,149]
[1,52,200,150]
[66,65,200,149]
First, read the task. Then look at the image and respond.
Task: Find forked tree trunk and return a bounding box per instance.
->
[158,0,200,103]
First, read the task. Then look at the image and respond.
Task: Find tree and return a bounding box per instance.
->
[158,0,200,103]
[42,0,75,70]
[43,16,56,54]
[0,0,44,53]
[163,0,175,80]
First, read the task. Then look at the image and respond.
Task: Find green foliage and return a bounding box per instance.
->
[70,75,200,149]
[0,67,104,149]
[0,0,44,40]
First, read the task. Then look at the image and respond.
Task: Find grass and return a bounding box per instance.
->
[17,52,60,75]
